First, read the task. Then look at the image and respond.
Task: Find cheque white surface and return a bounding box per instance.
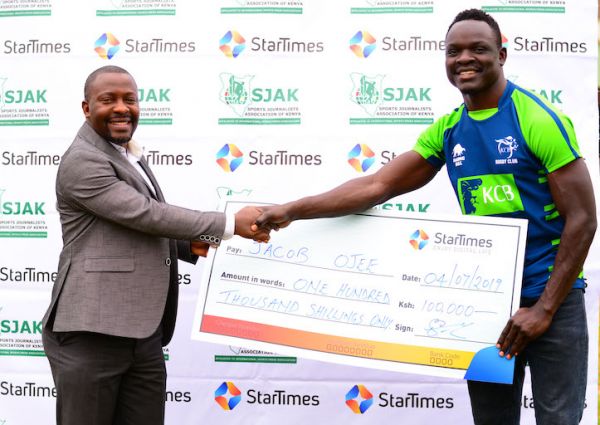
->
[192,201,527,380]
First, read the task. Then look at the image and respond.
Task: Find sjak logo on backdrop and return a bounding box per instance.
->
[482,0,566,13]
[219,30,324,58]
[214,381,320,411]
[138,87,173,125]
[96,0,177,17]
[0,78,50,126]
[220,0,303,14]
[94,32,195,59]
[219,73,301,125]
[216,144,321,172]
[349,73,434,125]
[350,0,434,14]
[0,318,45,357]
[345,385,454,413]
[0,189,49,238]
[0,319,42,334]
[0,190,45,216]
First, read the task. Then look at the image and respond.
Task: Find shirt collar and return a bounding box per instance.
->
[109,139,144,161]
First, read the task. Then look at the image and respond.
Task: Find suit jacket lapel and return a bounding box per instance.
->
[137,157,165,202]
[77,122,162,201]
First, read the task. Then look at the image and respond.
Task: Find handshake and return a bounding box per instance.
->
[191,205,291,257]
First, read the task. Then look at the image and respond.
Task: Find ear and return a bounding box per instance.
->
[499,47,507,66]
[82,100,90,118]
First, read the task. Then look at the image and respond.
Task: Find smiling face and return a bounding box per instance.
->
[445,19,507,110]
[82,72,139,144]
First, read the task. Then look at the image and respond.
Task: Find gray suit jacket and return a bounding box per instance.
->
[42,122,225,345]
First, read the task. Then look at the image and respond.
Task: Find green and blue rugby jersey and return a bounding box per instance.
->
[413,80,583,298]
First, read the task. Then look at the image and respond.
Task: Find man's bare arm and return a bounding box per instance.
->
[255,150,438,230]
[497,158,597,359]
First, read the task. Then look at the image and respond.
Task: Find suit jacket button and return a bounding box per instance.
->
[165,258,172,266]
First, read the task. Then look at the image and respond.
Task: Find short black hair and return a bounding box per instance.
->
[83,65,133,101]
[447,8,502,49]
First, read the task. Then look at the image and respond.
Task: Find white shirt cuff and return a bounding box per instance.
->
[222,211,235,240]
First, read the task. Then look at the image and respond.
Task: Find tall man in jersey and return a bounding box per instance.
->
[42,65,270,425]
[254,9,597,425]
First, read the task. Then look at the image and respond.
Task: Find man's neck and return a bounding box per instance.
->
[463,78,507,111]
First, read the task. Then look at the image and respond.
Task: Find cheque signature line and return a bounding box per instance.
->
[228,253,394,278]
[414,334,496,345]
[221,278,390,305]
[215,301,386,329]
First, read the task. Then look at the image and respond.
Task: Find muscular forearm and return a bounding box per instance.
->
[283,177,389,221]
[496,158,596,358]
[283,150,438,221]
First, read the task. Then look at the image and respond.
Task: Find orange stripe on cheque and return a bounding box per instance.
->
[201,315,475,370]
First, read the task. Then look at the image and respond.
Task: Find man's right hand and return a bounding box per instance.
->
[252,205,293,232]
[234,206,271,242]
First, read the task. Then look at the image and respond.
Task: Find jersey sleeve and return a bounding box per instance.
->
[412,106,463,170]
[512,89,581,173]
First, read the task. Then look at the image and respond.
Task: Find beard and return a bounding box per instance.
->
[106,135,132,145]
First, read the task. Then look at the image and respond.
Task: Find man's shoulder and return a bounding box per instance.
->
[509,83,570,124]
[58,125,111,176]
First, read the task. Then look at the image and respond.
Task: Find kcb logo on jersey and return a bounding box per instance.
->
[458,174,524,215]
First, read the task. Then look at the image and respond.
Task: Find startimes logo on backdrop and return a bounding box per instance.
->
[216,144,322,171]
[349,31,376,58]
[214,381,242,410]
[347,144,375,172]
[345,384,374,414]
[94,32,196,59]
[219,29,324,57]
[220,30,246,58]
[350,32,444,55]
[94,33,120,59]
[216,144,244,172]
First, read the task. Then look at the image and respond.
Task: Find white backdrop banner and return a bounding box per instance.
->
[0,1,598,424]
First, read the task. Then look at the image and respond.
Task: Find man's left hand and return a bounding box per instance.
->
[191,241,211,257]
[496,303,553,359]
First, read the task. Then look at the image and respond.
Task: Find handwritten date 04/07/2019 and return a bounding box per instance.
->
[422,264,503,293]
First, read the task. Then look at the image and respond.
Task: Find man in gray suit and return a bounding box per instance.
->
[42,65,269,425]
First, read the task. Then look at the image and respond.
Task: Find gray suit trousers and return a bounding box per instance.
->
[43,327,166,425]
